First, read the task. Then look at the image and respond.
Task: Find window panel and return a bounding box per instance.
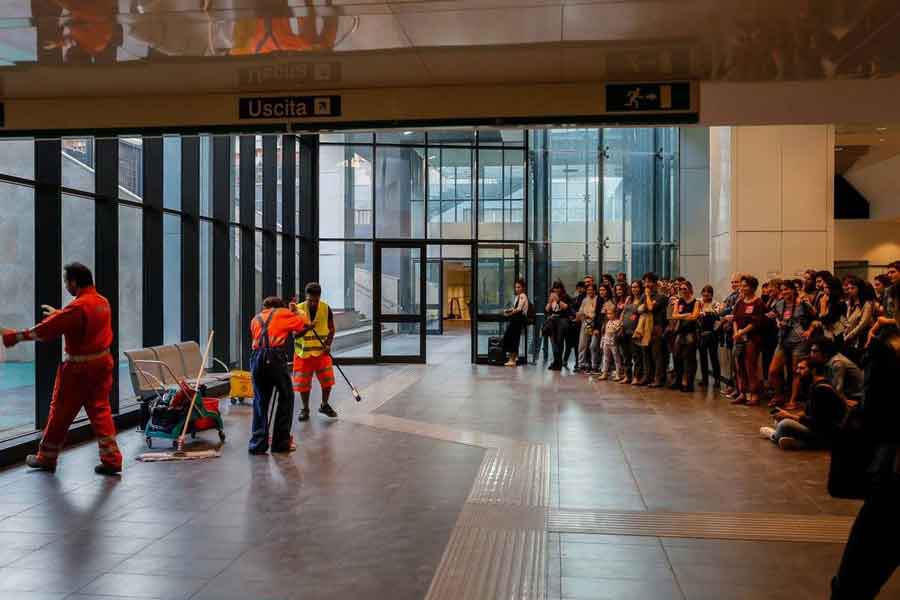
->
[0,139,35,179]
[62,138,95,192]
[375,146,425,239]
[118,205,142,406]
[0,181,36,440]
[163,213,181,344]
[319,145,373,239]
[119,137,143,201]
[199,220,213,353]
[163,136,181,210]
[319,241,373,358]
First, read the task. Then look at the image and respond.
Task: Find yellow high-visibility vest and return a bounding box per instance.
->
[295,300,330,358]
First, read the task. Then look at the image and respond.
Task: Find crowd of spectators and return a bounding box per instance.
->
[524,260,900,452]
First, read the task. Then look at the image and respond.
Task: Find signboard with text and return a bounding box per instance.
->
[238,95,342,120]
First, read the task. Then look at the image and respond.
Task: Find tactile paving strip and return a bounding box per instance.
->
[548,508,855,544]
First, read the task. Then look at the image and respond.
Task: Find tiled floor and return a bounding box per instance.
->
[0,330,898,599]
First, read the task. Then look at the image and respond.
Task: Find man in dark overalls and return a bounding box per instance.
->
[248,297,311,455]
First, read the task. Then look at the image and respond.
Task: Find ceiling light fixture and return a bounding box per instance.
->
[876,127,887,132]
[403,131,413,136]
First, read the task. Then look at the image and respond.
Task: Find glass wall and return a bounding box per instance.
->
[0,133,308,445]
[528,127,680,291]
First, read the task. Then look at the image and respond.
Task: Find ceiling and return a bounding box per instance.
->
[0,0,897,99]
[835,123,900,174]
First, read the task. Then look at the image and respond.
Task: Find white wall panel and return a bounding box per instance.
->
[735,126,781,232]
[782,231,829,277]
[781,126,829,231]
[710,232,732,300]
[679,170,710,256]
[680,254,709,290]
[680,127,709,171]
[735,231,781,280]
[709,128,732,238]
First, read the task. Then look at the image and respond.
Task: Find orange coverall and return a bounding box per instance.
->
[3,286,122,469]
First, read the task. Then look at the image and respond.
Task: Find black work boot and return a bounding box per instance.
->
[319,404,338,418]
[297,408,310,422]
[25,454,56,473]
[94,463,122,477]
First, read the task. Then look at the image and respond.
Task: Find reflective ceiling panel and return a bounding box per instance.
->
[0,0,896,99]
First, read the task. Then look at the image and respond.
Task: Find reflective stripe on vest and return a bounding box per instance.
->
[295,300,329,358]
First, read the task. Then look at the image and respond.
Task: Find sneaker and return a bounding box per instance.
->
[504,360,517,367]
[319,404,338,418]
[25,454,55,473]
[271,437,298,453]
[94,463,122,476]
[297,408,310,422]
[632,378,643,386]
[618,377,630,385]
[778,437,802,451]
[610,376,621,383]
[759,426,775,440]
[597,373,608,380]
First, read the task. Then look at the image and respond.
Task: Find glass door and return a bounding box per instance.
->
[425,258,442,335]
[374,242,426,363]
[472,244,523,364]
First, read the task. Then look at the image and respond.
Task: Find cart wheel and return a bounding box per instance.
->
[146,437,152,449]
[172,439,179,449]
[191,431,197,439]
[230,397,237,405]
[218,430,226,443]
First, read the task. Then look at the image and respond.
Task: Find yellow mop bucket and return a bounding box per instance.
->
[229,370,253,405]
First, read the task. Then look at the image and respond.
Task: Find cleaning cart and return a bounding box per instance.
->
[134,360,226,449]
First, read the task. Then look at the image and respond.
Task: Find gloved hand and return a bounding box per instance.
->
[2,329,19,348]
[41,305,58,317]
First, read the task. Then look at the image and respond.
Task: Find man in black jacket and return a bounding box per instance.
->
[759,359,845,450]
[832,283,900,599]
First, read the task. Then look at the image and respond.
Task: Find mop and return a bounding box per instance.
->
[310,328,362,402]
[138,331,223,462]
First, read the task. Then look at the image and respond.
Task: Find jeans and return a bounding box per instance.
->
[577,322,595,370]
[629,337,644,381]
[602,340,623,377]
[546,317,568,366]
[617,334,635,379]
[832,448,900,600]
[698,331,721,385]
[772,418,824,448]
[249,350,295,453]
[673,332,698,388]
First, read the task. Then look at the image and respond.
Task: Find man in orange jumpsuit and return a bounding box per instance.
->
[2,263,122,476]
[293,282,338,421]
[248,296,312,454]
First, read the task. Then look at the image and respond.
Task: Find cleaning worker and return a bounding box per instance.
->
[1,263,122,476]
[293,282,338,421]
[248,296,311,455]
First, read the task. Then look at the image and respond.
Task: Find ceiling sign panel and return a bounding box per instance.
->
[238,95,342,119]
[605,82,692,113]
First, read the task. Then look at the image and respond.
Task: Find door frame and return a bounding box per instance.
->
[472,243,522,365]
[373,240,427,364]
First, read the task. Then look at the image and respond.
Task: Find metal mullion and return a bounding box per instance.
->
[211,135,232,364]
[261,135,277,298]
[34,139,62,430]
[181,135,200,343]
[95,138,120,413]
[282,135,296,300]
[297,134,319,290]
[239,135,255,368]
[142,136,164,348]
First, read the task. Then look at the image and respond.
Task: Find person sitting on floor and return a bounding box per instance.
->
[759,358,846,450]
[809,337,864,408]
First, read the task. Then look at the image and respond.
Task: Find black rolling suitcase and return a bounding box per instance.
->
[488,336,506,365]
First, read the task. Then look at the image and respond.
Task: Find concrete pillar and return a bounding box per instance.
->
[709,125,834,297]
[678,127,710,287]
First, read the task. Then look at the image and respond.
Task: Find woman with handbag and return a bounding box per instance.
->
[502,278,529,367]
[831,284,900,599]
[671,281,701,392]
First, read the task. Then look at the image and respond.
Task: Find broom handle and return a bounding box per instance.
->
[310,327,355,390]
[178,330,215,447]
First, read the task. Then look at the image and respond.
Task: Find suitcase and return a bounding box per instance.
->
[488,336,506,365]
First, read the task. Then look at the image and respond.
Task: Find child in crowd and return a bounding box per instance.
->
[597,303,624,381]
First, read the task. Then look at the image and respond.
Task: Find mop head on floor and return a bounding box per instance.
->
[137,441,223,463]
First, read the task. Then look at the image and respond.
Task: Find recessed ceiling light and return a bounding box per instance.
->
[876,127,887,132]
[403,131,413,136]
[880,138,886,143]
[835,146,844,151]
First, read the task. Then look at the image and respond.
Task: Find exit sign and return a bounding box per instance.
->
[606,83,691,112]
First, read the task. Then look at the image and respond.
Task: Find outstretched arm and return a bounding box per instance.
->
[2,305,81,348]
